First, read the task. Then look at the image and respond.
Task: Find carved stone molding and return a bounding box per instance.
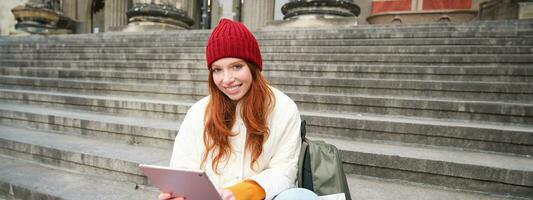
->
[281,0,360,20]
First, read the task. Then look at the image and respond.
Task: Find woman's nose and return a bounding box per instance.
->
[222,72,235,83]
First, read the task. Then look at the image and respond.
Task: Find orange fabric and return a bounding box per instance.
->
[225,180,266,200]
[371,0,412,14]
[422,0,472,10]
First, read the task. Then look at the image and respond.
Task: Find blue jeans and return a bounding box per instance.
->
[274,188,319,200]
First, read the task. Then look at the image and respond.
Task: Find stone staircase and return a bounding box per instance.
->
[0,19,532,200]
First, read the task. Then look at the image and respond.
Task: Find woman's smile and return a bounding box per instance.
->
[211,57,253,101]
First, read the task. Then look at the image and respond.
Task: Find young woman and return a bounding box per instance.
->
[158,19,319,200]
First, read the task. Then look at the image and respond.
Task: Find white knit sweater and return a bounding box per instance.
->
[170,87,301,200]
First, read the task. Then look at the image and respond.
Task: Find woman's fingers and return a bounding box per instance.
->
[158,192,171,200]
[218,189,235,200]
[158,192,186,200]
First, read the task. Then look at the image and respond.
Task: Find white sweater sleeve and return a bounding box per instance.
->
[169,105,203,170]
[249,108,302,200]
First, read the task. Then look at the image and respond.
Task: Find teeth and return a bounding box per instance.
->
[227,85,239,91]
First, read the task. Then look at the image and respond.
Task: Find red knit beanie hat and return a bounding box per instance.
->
[206,18,263,71]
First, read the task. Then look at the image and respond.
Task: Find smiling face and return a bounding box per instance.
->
[211,57,253,101]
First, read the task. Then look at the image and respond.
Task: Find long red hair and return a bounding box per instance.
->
[202,62,274,173]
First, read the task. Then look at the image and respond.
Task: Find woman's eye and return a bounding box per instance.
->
[212,68,221,73]
[233,65,242,70]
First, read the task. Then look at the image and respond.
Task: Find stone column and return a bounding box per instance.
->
[241,0,274,30]
[210,0,222,28]
[281,0,360,20]
[105,0,129,30]
[178,0,199,29]
[266,0,360,28]
[11,0,77,34]
[61,0,77,20]
[124,0,194,31]
[77,0,92,33]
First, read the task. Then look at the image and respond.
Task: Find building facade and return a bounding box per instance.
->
[1,0,532,35]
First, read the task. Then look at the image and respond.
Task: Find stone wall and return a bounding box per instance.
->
[0,0,28,36]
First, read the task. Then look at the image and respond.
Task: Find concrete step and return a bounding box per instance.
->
[1,100,530,156]
[2,87,531,126]
[0,118,531,199]
[0,124,170,184]
[2,37,533,49]
[0,75,207,101]
[0,155,158,200]
[0,89,192,121]
[1,74,530,103]
[0,140,517,200]
[302,110,533,156]
[311,135,533,198]
[3,68,531,94]
[1,22,532,45]
[347,174,523,200]
[2,45,532,55]
[292,92,533,124]
[0,102,178,148]
[2,53,533,64]
[1,61,531,82]
[2,73,532,120]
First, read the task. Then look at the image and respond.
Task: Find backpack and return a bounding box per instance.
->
[297,120,352,200]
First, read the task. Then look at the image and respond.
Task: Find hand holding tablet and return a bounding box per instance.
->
[139,164,223,200]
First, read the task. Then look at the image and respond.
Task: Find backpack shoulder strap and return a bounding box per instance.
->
[297,119,309,188]
[300,120,306,138]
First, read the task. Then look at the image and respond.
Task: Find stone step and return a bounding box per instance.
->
[2,67,530,93]
[0,74,204,98]
[2,87,531,126]
[3,19,532,42]
[0,155,158,200]
[302,110,533,156]
[2,53,532,64]
[0,89,192,121]
[0,102,178,148]
[1,23,532,45]
[1,74,530,103]
[0,75,207,101]
[1,101,531,156]
[1,61,531,82]
[0,135,517,200]
[1,122,530,199]
[313,136,533,198]
[2,45,532,55]
[293,92,533,124]
[3,37,533,49]
[346,174,520,200]
[0,124,170,184]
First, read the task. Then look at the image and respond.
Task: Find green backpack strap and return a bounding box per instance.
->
[297,120,308,188]
[297,120,315,191]
[297,120,352,200]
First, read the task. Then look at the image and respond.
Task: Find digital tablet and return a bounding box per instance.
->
[139,164,222,200]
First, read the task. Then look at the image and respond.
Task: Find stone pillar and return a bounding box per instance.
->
[519,2,533,19]
[11,0,77,34]
[105,0,129,30]
[241,0,274,30]
[282,0,360,20]
[77,0,92,33]
[124,0,194,31]
[179,0,200,29]
[61,0,77,20]
[210,0,222,28]
[266,0,360,28]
